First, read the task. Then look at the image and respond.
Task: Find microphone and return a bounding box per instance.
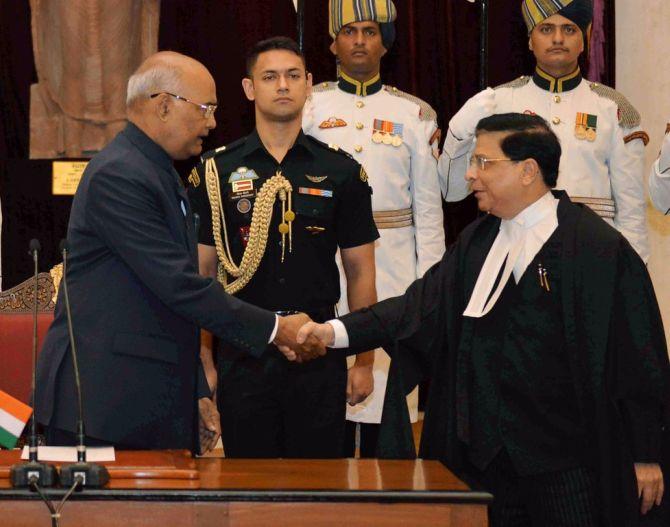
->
[193,212,200,238]
[10,239,57,487]
[57,239,110,488]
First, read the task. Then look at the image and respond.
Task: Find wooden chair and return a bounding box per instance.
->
[0,270,58,404]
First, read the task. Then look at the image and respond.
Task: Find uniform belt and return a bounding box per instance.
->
[373,208,413,229]
[570,196,616,219]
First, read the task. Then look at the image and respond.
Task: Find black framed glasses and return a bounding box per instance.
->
[469,154,519,171]
[150,92,217,119]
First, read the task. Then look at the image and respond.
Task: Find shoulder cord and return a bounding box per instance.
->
[205,158,292,295]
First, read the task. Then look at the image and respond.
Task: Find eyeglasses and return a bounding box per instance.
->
[150,92,217,119]
[469,154,519,171]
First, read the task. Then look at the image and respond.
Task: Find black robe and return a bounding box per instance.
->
[341,191,669,526]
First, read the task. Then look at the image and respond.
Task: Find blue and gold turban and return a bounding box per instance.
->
[522,0,593,34]
[329,0,397,49]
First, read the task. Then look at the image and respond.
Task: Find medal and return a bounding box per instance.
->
[372,119,404,147]
[236,198,251,214]
[574,125,587,140]
[575,112,598,142]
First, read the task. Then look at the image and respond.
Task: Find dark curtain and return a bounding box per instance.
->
[0,0,615,288]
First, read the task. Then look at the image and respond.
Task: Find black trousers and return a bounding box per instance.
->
[472,450,601,527]
[218,349,347,458]
[343,421,380,458]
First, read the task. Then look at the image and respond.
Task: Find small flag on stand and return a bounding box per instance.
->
[0,389,32,449]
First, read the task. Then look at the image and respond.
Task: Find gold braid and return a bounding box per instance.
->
[205,158,292,295]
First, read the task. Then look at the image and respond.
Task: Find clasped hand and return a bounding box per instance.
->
[274,313,327,362]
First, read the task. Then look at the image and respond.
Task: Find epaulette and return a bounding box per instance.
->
[589,82,641,129]
[305,134,355,160]
[384,85,437,122]
[494,75,531,90]
[311,81,337,94]
[199,138,245,164]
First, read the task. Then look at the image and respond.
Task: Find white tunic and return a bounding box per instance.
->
[303,76,445,423]
[649,123,670,214]
[440,71,650,262]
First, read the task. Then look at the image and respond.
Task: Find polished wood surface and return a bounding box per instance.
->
[0,451,491,526]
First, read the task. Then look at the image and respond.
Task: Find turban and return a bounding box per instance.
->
[522,0,593,34]
[329,0,397,49]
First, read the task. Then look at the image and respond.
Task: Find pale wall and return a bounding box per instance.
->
[615,0,670,346]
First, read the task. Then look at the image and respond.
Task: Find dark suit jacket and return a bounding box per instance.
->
[35,123,275,450]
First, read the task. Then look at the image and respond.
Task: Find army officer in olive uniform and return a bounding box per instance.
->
[189,37,379,458]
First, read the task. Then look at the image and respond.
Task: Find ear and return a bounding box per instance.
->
[329,39,338,58]
[241,78,255,102]
[306,71,313,98]
[520,158,540,186]
[156,94,170,122]
[528,36,533,51]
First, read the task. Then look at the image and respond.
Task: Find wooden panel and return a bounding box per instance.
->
[0,501,488,527]
[196,458,470,491]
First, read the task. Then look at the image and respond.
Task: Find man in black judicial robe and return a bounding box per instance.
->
[297,113,669,526]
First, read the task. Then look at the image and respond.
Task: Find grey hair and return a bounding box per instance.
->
[126,63,183,107]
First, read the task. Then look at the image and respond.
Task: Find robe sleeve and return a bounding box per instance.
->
[611,239,669,462]
[341,241,457,385]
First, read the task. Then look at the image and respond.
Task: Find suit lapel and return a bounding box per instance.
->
[170,168,198,264]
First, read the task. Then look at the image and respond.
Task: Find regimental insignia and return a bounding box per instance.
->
[237,198,252,214]
[319,116,348,129]
[328,143,340,151]
[360,166,369,183]
[228,167,259,196]
[228,166,259,183]
[188,167,200,188]
[298,187,333,198]
[372,119,404,147]
[575,112,598,142]
[239,226,251,247]
[306,174,328,183]
[306,226,326,234]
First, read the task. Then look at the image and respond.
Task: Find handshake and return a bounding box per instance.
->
[273,313,336,362]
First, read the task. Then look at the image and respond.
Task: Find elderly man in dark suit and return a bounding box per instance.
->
[35,51,322,453]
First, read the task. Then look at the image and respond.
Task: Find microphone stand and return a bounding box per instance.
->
[10,239,57,487]
[57,240,110,488]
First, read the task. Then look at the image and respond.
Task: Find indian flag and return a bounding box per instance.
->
[0,390,32,449]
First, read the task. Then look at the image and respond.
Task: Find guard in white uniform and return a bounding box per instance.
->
[649,122,670,214]
[440,0,650,262]
[303,0,445,456]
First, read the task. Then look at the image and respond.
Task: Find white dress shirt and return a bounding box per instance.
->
[328,191,559,343]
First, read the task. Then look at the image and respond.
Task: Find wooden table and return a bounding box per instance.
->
[0,451,491,526]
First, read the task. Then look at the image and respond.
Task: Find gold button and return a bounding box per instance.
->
[553,95,561,103]
[355,122,364,130]
[552,117,561,125]
[354,145,363,153]
[356,101,364,108]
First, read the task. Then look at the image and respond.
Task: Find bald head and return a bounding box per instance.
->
[126,51,217,160]
[126,51,210,109]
